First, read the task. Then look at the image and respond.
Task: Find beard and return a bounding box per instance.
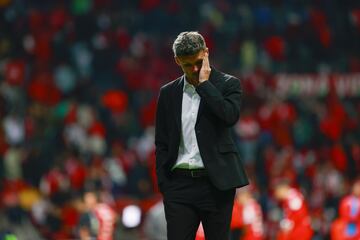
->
[187,73,199,84]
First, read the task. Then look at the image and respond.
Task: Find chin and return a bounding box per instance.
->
[187,76,196,82]
[192,76,199,81]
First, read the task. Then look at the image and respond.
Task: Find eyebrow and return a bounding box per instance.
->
[184,59,203,66]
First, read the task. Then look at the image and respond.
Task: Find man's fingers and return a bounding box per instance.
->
[202,52,210,69]
[199,51,211,83]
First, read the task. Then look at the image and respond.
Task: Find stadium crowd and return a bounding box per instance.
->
[0,0,359,239]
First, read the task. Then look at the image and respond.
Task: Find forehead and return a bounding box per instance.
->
[176,50,205,64]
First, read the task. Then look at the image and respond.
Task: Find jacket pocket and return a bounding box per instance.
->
[218,144,237,153]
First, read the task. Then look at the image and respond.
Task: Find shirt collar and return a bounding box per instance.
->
[183,77,195,92]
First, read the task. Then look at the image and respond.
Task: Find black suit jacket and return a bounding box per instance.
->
[155,68,249,192]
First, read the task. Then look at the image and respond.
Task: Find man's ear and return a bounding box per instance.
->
[205,48,209,55]
[174,56,181,66]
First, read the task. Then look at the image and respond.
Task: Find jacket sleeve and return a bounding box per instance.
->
[154,87,169,189]
[196,77,242,127]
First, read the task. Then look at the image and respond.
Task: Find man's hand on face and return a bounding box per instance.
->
[199,51,211,84]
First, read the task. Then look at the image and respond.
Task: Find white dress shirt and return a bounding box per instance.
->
[173,79,204,169]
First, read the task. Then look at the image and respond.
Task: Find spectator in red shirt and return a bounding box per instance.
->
[230,186,264,240]
[78,190,117,240]
[330,179,360,240]
[273,180,313,240]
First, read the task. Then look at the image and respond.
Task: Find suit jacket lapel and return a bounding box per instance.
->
[173,76,184,131]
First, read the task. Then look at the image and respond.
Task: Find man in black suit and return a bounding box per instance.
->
[155,31,249,240]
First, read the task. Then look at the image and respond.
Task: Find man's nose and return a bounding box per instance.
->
[192,65,199,72]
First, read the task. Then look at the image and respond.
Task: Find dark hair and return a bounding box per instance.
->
[172,31,206,57]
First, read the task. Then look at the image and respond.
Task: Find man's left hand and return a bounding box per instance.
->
[199,51,211,83]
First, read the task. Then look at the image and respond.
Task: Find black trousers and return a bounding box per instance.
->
[163,171,235,240]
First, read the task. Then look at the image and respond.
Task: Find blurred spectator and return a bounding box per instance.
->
[330,179,360,240]
[77,190,117,240]
[230,186,264,240]
[273,180,313,240]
